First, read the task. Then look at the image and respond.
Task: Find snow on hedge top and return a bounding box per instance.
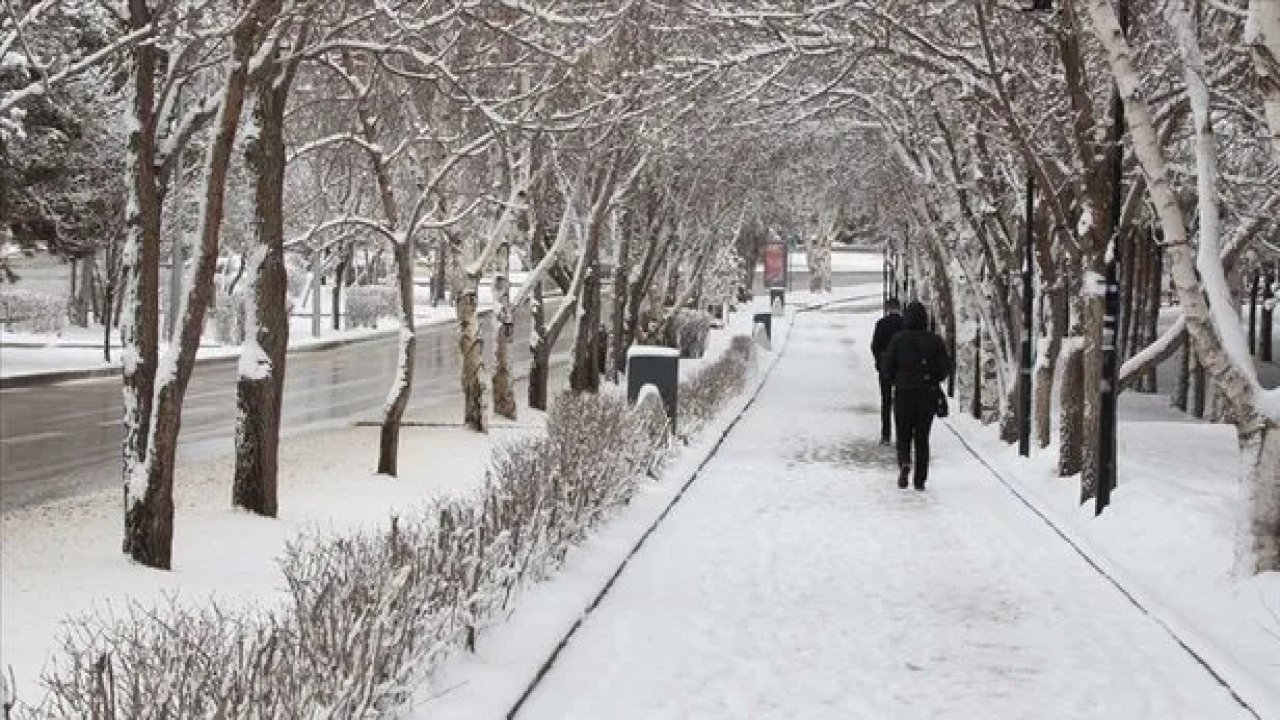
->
[627,345,680,360]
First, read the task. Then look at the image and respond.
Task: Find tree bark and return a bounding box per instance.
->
[120,0,161,564]
[458,279,487,431]
[1078,254,1105,502]
[1174,333,1191,412]
[570,261,602,394]
[1242,420,1280,573]
[608,222,630,381]
[233,58,293,517]
[378,240,416,474]
[1058,338,1085,478]
[1246,0,1280,162]
[492,230,517,420]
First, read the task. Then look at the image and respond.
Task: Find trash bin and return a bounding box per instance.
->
[627,345,679,430]
[752,312,772,341]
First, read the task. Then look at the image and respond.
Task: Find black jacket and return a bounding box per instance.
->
[884,329,951,390]
[871,313,905,374]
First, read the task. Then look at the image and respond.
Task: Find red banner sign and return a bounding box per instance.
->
[763,243,787,288]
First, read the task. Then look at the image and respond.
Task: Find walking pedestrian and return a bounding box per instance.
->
[870,298,905,445]
[883,301,951,490]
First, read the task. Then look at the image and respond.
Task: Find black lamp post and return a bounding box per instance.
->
[1019,174,1035,457]
[1097,0,1129,516]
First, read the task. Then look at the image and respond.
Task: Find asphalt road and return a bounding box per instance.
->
[0,304,577,512]
[0,270,876,512]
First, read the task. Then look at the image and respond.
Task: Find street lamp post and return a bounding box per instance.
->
[1097,0,1129,516]
[1019,174,1035,457]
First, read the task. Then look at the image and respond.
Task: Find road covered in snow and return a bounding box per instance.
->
[511,305,1256,720]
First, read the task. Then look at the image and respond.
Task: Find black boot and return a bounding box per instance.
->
[898,466,910,489]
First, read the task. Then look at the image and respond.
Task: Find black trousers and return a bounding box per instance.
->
[879,374,894,442]
[894,388,936,486]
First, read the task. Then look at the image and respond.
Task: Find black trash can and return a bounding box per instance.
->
[626,345,679,430]
[752,312,772,341]
[769,288,785,311]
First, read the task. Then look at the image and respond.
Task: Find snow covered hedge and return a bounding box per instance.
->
[0,289,67,335]
[672,308,713,359]
[345,285,399,329]
[24,335,757,718]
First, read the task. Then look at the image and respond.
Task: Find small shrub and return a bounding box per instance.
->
[0,289,67,335]
[345,285,399,329]
[673,308,712,359]
[680,334,755,428]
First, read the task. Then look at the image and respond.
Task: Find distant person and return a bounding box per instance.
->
[883,301,952,490]
[870,298,905,445]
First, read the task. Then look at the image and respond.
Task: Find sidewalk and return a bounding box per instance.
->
[445,306,1262,719]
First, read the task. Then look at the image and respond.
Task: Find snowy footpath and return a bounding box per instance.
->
[501,306,1255,719]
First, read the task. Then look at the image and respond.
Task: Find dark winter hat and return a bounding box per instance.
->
[904,301,929,330]
[885,297,901,311]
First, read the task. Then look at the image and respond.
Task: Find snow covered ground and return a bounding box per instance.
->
[416,303,1276,720]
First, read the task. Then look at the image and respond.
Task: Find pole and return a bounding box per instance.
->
[1097,0,1128,516]
[1249,269,1260,355]
[311,247,323,338]
[904,223,912,300]
[1019,173,1035,457]
[972,320,983,420]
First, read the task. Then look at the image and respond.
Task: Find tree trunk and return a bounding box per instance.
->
[1058,338,1085,478]
[529,339,551,413]
[528,268,550,412]
[1079,255,1105,502]
[492,233,517,420]
[1173,332,1190,411]
[1036,287,1068,448]
[570,261,601,394]
[331,245,348,332]
[1246,0,1280,162]
[458,278,487,431]
[119,0,163,566]
[378,240,416,474]
[1141,242,1162,393]
[1242,419,1280,573]
[1191,353,1207,419]
[233,61,291,517]
[608,231,629,381]
[310,248,322,337]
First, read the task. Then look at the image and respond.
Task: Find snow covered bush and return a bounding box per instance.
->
[0,289,66,335]
[680,335,755,428]
[344,285,398,329]
[673,308,712,359]
[209,291,246,344]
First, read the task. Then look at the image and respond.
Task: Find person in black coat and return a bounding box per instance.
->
[870,298,905,444]
[883,301,952,490]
